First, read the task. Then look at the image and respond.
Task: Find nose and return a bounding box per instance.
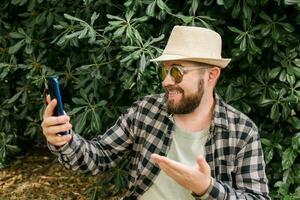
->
[162,73,175,87]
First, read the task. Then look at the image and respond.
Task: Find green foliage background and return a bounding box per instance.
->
[0,0,299,199]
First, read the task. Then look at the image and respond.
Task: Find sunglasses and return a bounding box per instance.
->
[158,64,208,84]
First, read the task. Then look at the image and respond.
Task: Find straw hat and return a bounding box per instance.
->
[150,26,231,68]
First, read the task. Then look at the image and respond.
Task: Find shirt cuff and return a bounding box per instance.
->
[192,178,226,200]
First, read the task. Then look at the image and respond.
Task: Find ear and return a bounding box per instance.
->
[207,67,221,86]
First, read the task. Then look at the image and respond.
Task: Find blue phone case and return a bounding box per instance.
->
[46,76,68,135]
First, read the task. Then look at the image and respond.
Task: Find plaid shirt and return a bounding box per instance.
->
[48,93,270,200]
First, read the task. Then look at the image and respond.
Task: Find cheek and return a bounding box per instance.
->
[181,77,201,93]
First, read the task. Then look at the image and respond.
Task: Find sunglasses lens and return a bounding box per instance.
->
[170,66,183,83]
[158,65,183,83]
[158,66,166,81]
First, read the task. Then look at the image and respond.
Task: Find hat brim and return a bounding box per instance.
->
[150,54,231,68]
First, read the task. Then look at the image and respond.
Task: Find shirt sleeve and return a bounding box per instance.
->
[47,102,139,175]
[193,129,270,200]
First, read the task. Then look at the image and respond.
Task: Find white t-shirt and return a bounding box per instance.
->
[140,124,210,200]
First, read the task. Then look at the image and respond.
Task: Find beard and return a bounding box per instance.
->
[164,79,204,114]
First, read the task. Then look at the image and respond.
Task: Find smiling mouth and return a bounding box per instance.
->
[167,90,182,99]
[164,86,184,100]
[168,90,180,95]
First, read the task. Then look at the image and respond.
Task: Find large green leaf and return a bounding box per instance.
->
[8,40,25,54]
[74,111,89,134]
[91,110,101,132]
[282,148,297,170]
[292,132,300,152]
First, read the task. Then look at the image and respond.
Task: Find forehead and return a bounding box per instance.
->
[162,60,201,68]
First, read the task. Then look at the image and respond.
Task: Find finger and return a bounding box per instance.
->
[156,160,194,190]
[158,161,183,176]
[43,98,57,118]
[151,154,175,173]
[46,95,51,104]
[151,154,164,162]
[151,154,176,167]
[197,155,210,174]
[154,155,184,170]
[43,123,72,136]
[48,134,72,146]
[42,115,70,128]
[151,154,187,176]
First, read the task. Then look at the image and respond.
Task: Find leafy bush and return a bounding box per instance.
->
[0,0,299,199]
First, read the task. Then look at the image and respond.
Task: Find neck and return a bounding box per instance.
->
[174,92,215,132]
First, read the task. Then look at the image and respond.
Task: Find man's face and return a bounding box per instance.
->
[161,61,206,114]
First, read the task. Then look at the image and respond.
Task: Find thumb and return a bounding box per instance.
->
[46,94,51,104]
[197,155,210,174]
[43,98,57,118]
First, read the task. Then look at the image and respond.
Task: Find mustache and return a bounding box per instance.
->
[164,85,184,94]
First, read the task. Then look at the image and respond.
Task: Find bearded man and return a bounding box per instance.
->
[41,26,270,200]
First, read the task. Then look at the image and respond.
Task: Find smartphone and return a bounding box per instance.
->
[46,76,68,135]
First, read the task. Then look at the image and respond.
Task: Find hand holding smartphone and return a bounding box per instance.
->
[46,76,68,135]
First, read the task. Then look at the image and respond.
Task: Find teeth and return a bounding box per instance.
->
[169,91,179,94]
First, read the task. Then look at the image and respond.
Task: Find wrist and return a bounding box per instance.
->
[196,176,212,196]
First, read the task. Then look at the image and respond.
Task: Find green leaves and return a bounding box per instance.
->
[173,13,194,24]
[272,49,300,82]
[282,148,297,170]
[69,90,108,134]
[0,132,20,168]
[91,110,101,132]
[292,133,300,152]
[75,110,90,134]
[228,25,261,56]
[259,12,295,39]
[106,11,147,44]
[51,12,101,47]
[8,40,25,54]
[8,28,33,54]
